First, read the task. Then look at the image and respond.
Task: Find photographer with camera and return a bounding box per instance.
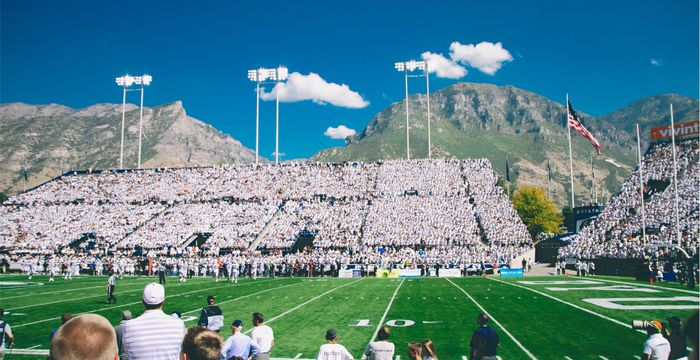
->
[633,320,671,360]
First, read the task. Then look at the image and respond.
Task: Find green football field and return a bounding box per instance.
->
[0,274,697,359]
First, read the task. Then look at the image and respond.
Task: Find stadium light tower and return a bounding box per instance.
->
[115,74,152,169]
[395,60,430,160]
[247,66,289,165]
[135,75,152,169]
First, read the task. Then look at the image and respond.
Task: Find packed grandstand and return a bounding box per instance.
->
[0,137,698,276]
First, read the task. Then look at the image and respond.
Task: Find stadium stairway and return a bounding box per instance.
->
[248,200,287,250]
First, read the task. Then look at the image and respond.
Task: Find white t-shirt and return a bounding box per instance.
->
[643,333,671,360]
[251,324,274,353]
[317,343,354,360]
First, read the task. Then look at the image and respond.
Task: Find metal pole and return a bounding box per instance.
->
[669,104,681,247]
[426,65,431,159]
[636,123,647,244]
[405,69,410,160]
[275,80,280,165]
[566,94,575,209]
[137,86,145,169]
[255,81,260,166]
[119,86,127,169]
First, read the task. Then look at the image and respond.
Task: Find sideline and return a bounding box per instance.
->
[595,277,699,295]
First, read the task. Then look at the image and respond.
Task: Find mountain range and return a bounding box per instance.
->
[1,83,697,207]
[0,101,258,194]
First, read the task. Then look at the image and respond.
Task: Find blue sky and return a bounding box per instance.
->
[1,0,698,160]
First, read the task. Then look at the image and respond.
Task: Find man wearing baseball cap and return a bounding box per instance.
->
[122,283,185,360]
[641,320,671,360]
[316,329,353,360]
[220,320,260,360]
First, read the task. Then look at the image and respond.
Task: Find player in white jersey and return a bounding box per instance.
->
[228,262,239,283]
[48,259,58,282]
[179,261,188,283]
[212,262,220,282]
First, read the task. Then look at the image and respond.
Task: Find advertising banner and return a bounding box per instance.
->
[500,268,524,277]
[650,120,699,142]
[438,268,462,277]
[399,268,422,278]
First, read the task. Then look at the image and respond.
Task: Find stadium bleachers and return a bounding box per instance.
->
[1,159,533,265]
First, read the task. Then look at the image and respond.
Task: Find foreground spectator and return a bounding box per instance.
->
[316,329,353,360]
[642,320,671,360]
[220,319,260,360]
[407,342,422,360]
[50,313,72,340]
[363,326,394,360]
[180,326,223,360]
[122,283,185,360]
[684,312,698,360]
[0,309,14,360]
[114,311,132,360]
[470,313,499,360]
[665,316,688,360]
[49,314,117,360]
[421,339,438,360]
[199,295,224,332]
[251,312,274,359]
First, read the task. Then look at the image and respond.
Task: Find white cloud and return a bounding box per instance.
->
[449,41,513,75]
[421,51,468,79]
[261,72,369,108]
[650,58,662,66]
[324,125,357,140]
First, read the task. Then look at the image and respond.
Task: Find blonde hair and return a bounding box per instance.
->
[50,314,117,360]
[181,326,223,360]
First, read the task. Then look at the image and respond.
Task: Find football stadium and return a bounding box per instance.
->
[1,1,699,360]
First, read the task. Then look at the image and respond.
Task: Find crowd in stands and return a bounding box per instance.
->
[1,159,534,268]
[561,139,699,260]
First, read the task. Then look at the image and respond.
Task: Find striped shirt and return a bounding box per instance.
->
[122,309,185,360]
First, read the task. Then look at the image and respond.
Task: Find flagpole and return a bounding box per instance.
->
[566,93,575,209]
[669,104,681,247]
[547,161,552,200]
[636,123,647,244]
[590,151,594,203]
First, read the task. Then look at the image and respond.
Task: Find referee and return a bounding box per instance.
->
[107,271,117,304]
[158,263,166,284]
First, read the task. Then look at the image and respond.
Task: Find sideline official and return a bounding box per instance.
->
[198,295,224,332]
[107,271,117,304]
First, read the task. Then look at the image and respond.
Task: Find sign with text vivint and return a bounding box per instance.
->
[650,120,699,142]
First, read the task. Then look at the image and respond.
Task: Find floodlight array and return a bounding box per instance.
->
[115,74,152,87]
[394,60,426,72]
[247,66,289,82]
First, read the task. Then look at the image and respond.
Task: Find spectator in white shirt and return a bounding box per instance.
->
[316,329,353,360]
[122,283,185,360]
[250,312,274,360]
[642,320,671,360]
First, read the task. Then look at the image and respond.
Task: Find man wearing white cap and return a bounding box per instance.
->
[122,283,185,360]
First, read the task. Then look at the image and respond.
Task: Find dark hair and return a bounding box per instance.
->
[477,313,489,325]
[181,326,222,360]
[683,311,698,349]
[377,327,391,341]
[408,342,422,359]
[253,312,264,325]
[61,313,72,324]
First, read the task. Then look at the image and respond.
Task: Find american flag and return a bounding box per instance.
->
[567,100,602,153]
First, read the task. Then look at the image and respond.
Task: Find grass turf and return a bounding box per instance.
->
[0,274,697,359]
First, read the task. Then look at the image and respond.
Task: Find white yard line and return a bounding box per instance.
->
[244,278,364,334]
[488,278,645,334]
[6,280,178,310]
[564,356,574,360]
[1,278,154,301]
[13,278,285,329]
[595,277,699,295]
[599,356,609,360]
[447,278,537,360]
[181,280,315,318]
[370,278,405,342]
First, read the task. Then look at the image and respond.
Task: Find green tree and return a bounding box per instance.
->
[512,185,563,239]
[0,191,7,203]
[496,176,517,199]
